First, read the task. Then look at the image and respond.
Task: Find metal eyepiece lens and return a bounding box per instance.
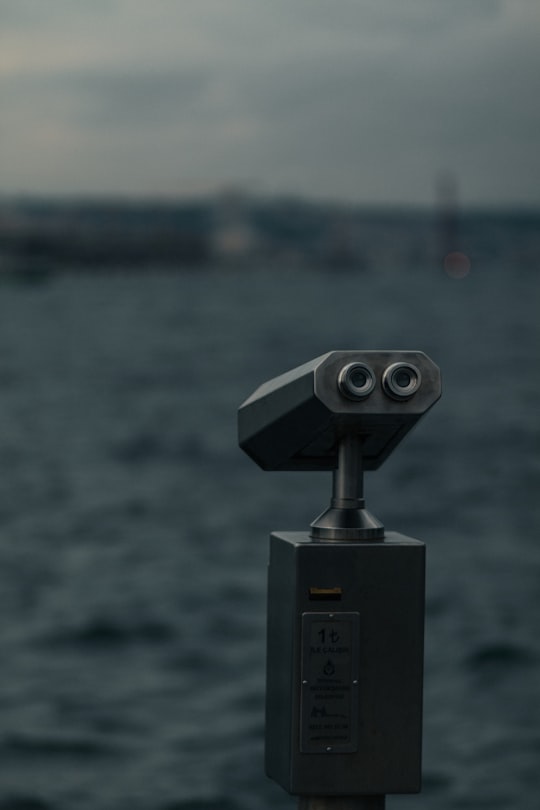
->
[338,363,376,400]
[383,363,421,399]
[395,369,413,388]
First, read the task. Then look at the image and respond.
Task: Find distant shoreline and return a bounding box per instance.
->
[0,197,538,273]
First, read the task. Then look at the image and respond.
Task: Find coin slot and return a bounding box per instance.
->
[309,587,343,601]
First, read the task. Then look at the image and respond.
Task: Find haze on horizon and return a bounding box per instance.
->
[1,0,539,208]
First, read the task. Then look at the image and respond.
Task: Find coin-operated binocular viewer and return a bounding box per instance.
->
[238,351,441,810]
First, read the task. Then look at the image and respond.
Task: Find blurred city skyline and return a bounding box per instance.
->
[1,1,539,208]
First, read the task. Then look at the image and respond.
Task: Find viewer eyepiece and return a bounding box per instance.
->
[338,362,376,400]
[383,362,421,399]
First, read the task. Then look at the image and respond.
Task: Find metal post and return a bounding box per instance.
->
[298,797,385,810]
[310,434,384,541]
[332,434,364,509]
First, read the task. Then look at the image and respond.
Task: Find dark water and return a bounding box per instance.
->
[0,231,539,809]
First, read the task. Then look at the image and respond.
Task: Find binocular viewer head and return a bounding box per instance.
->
[238,350,441,471]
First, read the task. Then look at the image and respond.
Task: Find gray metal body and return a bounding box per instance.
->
[238,349,441,807]
[266,532,425,797]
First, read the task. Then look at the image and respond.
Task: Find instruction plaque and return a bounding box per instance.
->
[300,611,360,753]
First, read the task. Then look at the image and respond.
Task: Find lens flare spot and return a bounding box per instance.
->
[443,252,471,278]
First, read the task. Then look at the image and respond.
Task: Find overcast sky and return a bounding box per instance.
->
[1,0,539,206]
